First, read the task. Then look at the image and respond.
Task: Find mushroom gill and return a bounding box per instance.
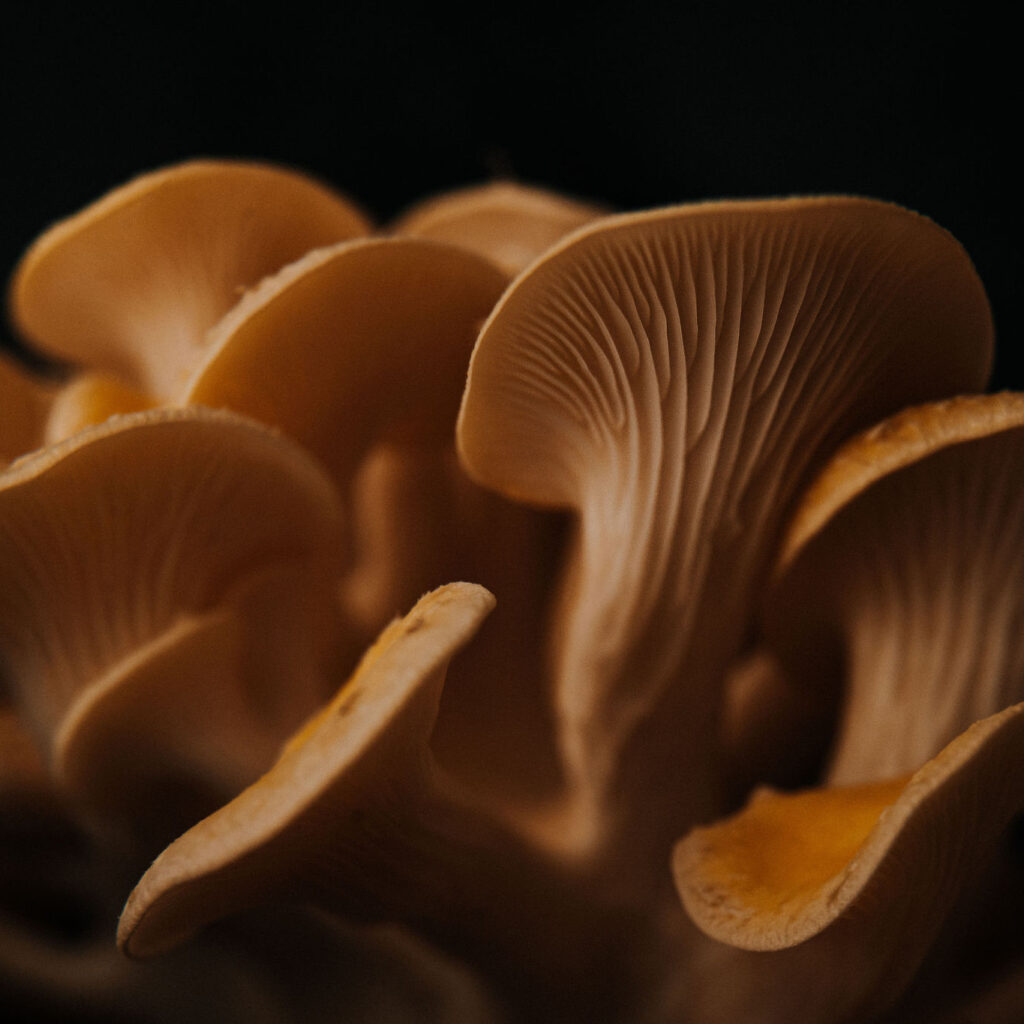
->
[457,197,993,873]
[766,393,1024,783]
[0,408,347,825]
[671,393,1024,1022]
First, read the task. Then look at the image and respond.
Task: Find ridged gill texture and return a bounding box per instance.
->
[458,198,993,866]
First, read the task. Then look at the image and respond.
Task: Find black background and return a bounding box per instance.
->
[2,3,1016,385]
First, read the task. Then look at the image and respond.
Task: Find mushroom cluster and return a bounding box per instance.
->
[1,160,1021,1023]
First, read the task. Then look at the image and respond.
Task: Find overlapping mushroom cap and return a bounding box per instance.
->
[3,163,1022,1024]
[458,196,993,872]
[672,394,1024,1021]
[0,408,347,824]
[9,160,371,398]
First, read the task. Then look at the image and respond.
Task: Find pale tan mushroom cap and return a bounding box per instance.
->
[762,394,1024,784]
[456,196,993,862]
[774,392,1024,577]
[393,181,606,276]
[9,160,372,397]
[118,583,495,959]
[674,703,1024,953]
[187,237,508,479]
[0,408,347,808]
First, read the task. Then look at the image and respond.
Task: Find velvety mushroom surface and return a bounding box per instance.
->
[0,408,347,821]
[392,181,606,275]
[5,166,1023,1024]
[9,160,371,398]
[458,197,993,872]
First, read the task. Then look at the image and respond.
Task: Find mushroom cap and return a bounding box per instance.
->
[673,702,1024,1014]
[459,197,992,508]
[760,393,1024,784]
[773,392,1024,578]
[456,196,994,860]
[671,704,1024,1024]
[9,160,372,397]
[392,181,606,276]
[118,582,495,959]
[186,237,508,480]
[0,407,347,812]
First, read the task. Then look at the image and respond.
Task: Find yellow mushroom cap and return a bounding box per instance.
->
[673,704,1024,1018]
[118,583,496,959]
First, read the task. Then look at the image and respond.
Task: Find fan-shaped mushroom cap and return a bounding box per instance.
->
[118,583,497,957]
[764,393,1024,784]
[392,181,606,276]
[9,160,371,398]
[120,581,626,1020]
[186,237,507,477]
[0,352,56,465]
[184,238,563,810]
[0,408,347,820]
[457,197,993,864]
[672,703,1024,1021]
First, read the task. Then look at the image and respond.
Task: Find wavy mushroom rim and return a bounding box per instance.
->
[455,194,994,874]
[116,583,499,959]
[0,407,349,819]
[773,392,1024,579]
[674,702,1024,952]
[758,393,1024,784]
[8,159,373,397]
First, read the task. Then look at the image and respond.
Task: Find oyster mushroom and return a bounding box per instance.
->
[672,705,1024,1023]
[392,180,606,276]
[765,392,1024,782]
[186,237,564,809]
[457,197,993,874]
[671,393,1024,1022]
[0,408,347,826]
[119,583,624,1020]
[9,160,371,399]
